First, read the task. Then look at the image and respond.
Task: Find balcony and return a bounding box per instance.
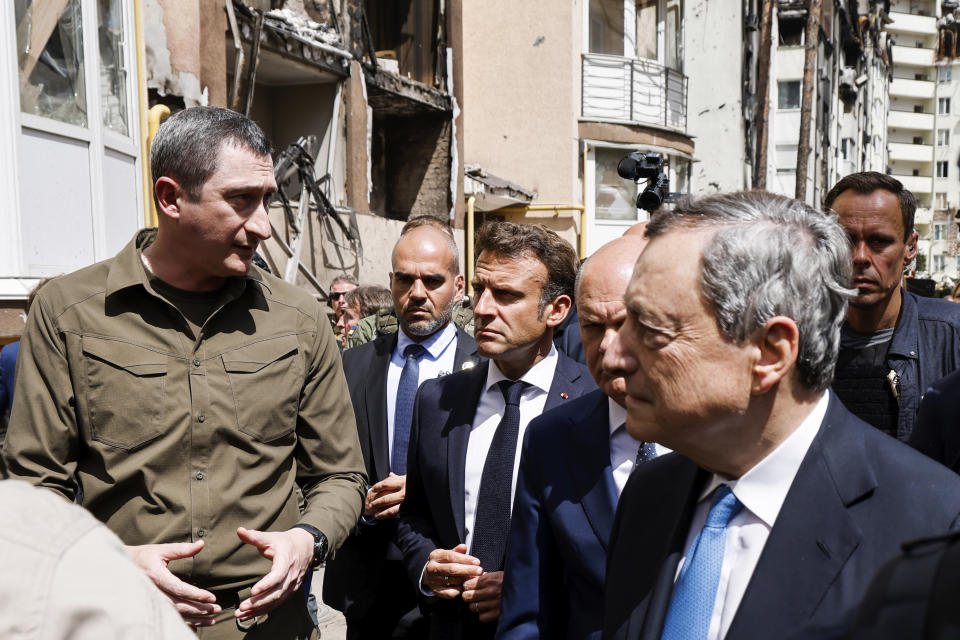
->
[892,45,935,67]
[581,54,687,131]
[890,77,935,99]
[889,142,933,162]
[892,174,933,196]
[888,110,935,130]
[887,11,937,36]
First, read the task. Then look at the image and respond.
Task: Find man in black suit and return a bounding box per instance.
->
[397,222,596,640]
[324,216,484,639]
[600,191,960,640]
[497,234,659,640]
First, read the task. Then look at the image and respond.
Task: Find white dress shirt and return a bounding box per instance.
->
[673,392,830,640]
[386,323,459,462]
[608,399,671,497]
[463,346,559,552]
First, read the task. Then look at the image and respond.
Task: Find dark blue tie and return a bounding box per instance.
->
[470,379,528,572]
[391,343,427,475]
[660,485,743,640]
[636,441,658,465]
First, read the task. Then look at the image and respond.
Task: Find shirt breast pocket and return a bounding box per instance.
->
[222,336,301,442]
[82,336,166,450]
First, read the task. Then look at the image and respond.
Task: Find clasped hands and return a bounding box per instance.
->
[422,544,503,623]
[125,526,315,627]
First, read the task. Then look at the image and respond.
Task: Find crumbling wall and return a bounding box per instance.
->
[144,0,226,107]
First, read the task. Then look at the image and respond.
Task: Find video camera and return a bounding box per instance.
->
[616,151,675,213]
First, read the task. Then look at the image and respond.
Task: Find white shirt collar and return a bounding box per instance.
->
[484,344,559,394]
[699,392,830,527]
[608,397,628,436]
[395,322,457,360]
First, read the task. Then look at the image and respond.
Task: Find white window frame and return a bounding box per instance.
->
[940,97,951,115]
[938,128,951,146]
[938,161,949,178]
[0,0,144,288]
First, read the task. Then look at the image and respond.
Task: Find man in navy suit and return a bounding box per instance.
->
[600,191,960,640]
[397,222,596,640]
[323,217,484,639]
[496,234,659,640]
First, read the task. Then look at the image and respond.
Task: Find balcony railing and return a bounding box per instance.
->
[581,53,687,132]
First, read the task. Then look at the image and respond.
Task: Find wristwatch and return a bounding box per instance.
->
[292,524,329,567]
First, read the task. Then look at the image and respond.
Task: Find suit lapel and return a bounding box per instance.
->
[726,396,871,639]
[367,333,397,481]
[567,391,618,550]
[445,361,489,541]
[632,459,707,640]
[452,328,482,372]
[544,352,588,413]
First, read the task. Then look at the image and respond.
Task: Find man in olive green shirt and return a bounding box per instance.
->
[1,107,366,638]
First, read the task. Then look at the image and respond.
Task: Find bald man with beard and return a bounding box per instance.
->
[496,236,666,640]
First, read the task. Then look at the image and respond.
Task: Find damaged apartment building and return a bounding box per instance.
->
[0,0,463,342]
[685,0,891,204]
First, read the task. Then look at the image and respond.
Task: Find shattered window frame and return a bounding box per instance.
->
[15,0,89,128]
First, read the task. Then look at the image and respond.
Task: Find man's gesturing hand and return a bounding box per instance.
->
[364,472,406,520]
[462,571,504,623]
[235,527,314,622]
[126,540,220,627]
[422,544,483,598]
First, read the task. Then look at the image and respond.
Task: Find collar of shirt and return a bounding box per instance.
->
[393,322,458,364]
[484,344,559,394]
[699,391,830,527]
[607,397,672,457]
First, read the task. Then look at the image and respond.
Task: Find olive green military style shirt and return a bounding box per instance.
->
[2,230,366,591]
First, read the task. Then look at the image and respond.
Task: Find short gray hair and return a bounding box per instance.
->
[151,107,272,202]
[646,191,854,392]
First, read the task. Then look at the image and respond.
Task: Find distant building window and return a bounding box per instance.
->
[940,98,951,114]
[914,104,925,113]
[938,161,949,177]
[914,136,925,145]
[589,0,625,55]
[840,137,854,160]
[915,73,929,81]
[939,129,951,146]
[778,81,801,109]
[935,254,946,272]
[913,168,921,176]
[940,67,953,83]
[935,222,947,239]
[778,17,804,46]
[936,192,949,209]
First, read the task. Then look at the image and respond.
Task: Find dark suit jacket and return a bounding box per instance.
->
[323,327,483,620]
[603,393,960,640]
[397,352,597,640]
[497,389,618,640]
[908,367,960,472]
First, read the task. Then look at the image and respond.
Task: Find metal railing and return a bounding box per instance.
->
[581,53,687,131]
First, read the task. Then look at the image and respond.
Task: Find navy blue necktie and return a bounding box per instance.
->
[636,441,658,465]
[660,485,743,640]
[470,379,528,572]
[391,343,427,475]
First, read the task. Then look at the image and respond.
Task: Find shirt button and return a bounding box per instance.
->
[197,528,205,538]
[193,358,201,367]
[196,471,204,481]
[198,413,206,423]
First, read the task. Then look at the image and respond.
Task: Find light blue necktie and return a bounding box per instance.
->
[660,485,743,640]
[391,343,426,475]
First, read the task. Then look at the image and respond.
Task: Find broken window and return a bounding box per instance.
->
[15,0,88,127]
[365,0,437,86]
[778,17,804,46]
[777,80,801,109]
[636,0,657,60]
[595,147,639,221]
[98,0,128,135]
[590,0,626,56]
